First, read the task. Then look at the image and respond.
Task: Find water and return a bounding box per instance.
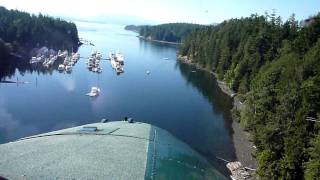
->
[0,22,236,175]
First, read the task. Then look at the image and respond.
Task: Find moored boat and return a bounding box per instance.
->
[58,64,65,71]
[86,87,100,97]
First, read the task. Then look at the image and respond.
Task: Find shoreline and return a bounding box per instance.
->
[177,54,257,170]
[137,35,183,45]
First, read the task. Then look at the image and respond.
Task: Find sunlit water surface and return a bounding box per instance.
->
[0,22,236,175]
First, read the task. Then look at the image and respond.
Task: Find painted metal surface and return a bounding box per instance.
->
[0,121,227,179]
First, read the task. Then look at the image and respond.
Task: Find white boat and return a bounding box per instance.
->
[116,66,124,73]
[30,57,38,64]
[110,56,124,73]
[58,64,65,71]
[43,58,50,67]
[115,52,124,65]
[86,87,100,97]
[92,67,98,72]
[96,52,102,60]
[72,52,80,61]
[59,50,68,58]
[110,59,118,69]
[65,65,72,73]
[52,55,58,61]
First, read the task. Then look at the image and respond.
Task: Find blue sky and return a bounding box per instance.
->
[1,0,319,24]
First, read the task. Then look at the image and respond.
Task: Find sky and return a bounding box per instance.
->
[1,0,319,24]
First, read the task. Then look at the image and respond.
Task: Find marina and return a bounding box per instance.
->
[109,51,124,74]
[29,47,126,75]
[29,48,80,73]
[86,50,103,73]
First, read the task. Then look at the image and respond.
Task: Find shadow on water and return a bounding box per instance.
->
[0,57,63,82]
[0,41,80,81]
[139,38,177,51]
[175,62,233,121]
[175,61,237,175]
[0,43,80,81]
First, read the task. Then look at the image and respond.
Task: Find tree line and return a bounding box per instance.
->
[179,12,320,179]
[0,6,79,62]
[130,23,203,43]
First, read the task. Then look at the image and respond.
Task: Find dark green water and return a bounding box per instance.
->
[0,22,236,175]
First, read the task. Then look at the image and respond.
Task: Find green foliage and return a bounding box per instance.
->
[124,25,141,33]
[0,38,11,59]
[305,134,320,179]
[139,23,203,43]
[179,12,320,178]
[0,6,79,61]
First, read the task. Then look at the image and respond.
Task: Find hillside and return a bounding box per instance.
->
[124,25,140,33]
[126,23,204,43]
[179,13,320,179]
[0,6,79,61]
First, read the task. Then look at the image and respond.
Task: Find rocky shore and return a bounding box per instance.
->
[177,54,257,171]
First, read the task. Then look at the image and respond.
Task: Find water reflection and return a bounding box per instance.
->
[0,56,62,81]
[176,61,236,174]
[0,23,236,176]
[176,62,233,119]
[55,76,76,92]
[0,44,80,81]
[139,38,176,53]
[0,97,39,143]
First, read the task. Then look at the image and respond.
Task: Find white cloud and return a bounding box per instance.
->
[0,97,38,141]
[55,75,76,92]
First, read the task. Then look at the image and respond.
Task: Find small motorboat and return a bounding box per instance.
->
[29,57,37,64]
[86,87,100,97]
[92,67,98,72]
[65,65,72,73]
[115,52,124,65]
[116,66,124,73]
[58,64,65,71]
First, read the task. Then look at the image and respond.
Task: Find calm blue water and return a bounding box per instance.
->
[0,22,236,175]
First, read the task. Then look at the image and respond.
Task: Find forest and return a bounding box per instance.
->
[124,25,140,33]
[179,13,320,179]
[137,23,203,43]
[0,6,79,62]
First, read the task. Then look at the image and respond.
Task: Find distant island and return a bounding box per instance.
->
[0,6,80,64]
[125,23,204,44]
[124,25,140,33]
